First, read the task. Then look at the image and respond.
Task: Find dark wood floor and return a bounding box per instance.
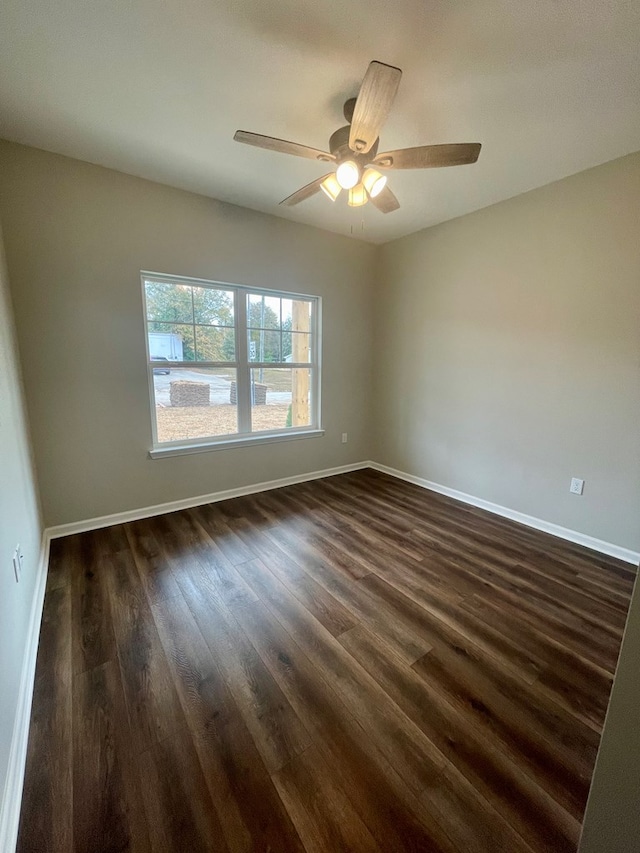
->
[18,469,635,853]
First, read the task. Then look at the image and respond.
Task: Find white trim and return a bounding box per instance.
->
[368,462,640,566]
[149,428,325,458]
[47,461,369,539]
[0,533,49,853]
[46,459,640,563]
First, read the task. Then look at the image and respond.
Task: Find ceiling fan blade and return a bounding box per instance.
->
[349,61,402,155]
[374,143,481,170]
[370,185,400,214]
[234,131,335,162]
[279,174,334,207]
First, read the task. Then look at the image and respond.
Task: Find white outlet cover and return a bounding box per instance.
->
[570,478,585,495]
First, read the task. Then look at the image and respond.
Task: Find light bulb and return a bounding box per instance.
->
[347,183,367,207]
[362,168,387,198]
[336,160,360,190]
[320,174,342,201]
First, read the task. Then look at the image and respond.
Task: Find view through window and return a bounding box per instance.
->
[142,274,320,449]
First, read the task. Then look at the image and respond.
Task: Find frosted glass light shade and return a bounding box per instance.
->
[362,168,387,198]
[347,183,367,207]
[320,174,342,201]
[336,160,360,190]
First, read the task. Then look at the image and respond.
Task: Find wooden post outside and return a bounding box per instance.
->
[291,301,310,426]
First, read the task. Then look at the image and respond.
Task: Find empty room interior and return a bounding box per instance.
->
[1,2,640,852]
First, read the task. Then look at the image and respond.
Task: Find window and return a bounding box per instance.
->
[142,273,321,456]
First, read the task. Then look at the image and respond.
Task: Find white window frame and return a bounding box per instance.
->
[141,271,323,458]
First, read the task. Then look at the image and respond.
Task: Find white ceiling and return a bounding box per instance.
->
[1,0,639,244]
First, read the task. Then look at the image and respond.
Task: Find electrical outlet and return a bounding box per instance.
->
[12,545,23,583]
[341,433,348,444]
[570,478,585,496]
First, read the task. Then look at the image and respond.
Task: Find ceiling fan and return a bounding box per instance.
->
[234,60,481,214]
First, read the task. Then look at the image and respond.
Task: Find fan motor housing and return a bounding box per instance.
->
[329,125,378,164]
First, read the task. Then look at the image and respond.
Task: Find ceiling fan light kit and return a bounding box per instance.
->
[347,183,368,207]
[336,159,361,190]
[234,60,481,215]
[362,168,386,198]
[320,173,342,201]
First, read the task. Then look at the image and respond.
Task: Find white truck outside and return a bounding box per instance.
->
[148,332,184,361]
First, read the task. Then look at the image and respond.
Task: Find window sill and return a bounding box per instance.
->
[149,428,325,459]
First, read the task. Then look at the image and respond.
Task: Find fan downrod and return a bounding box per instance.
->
[343,97,357,123]
[330,121,379,161]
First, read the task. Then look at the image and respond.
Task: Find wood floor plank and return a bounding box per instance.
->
[234,597,459,853]
[261,524,432,664]
[254,489,372,580]
[461,595,615,728]
[260,484,421,576]
[71,534,117,675]
[233,560,447,794]
[45,536,71,591]
[463,572,623,672]
[218,516,357,637]
[272,744,384,853]
[354,469,634,587]
[151,591,305,853]
[104,549,185,752]
[228,509,426,659]
[406,514,628,632]
[162,509,258,609]
[189,503,257,565]
[404,518,625,652]
[234,559,542,852]
[361,571,543,684]
[89,523,130,558]
[297,476,426,561]
[73,660,151,853]
[339,624,580,852]
[138,727,230,853]
[20,469,633,853]
[176,558,313,773]
[17,585,72,853]
[124,517,183,604]
[411,638,598,815]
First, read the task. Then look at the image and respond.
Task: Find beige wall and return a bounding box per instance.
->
[374,153,640,551]
[0,225,42,819]
[0,141,377,527]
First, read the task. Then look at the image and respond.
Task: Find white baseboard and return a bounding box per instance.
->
[46,461,370,539]
[0,533,50,853]
[368,462,640,566]
[46,458,638,565]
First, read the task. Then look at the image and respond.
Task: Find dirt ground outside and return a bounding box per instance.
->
[156,403,291,442]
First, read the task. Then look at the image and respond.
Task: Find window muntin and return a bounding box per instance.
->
[142,274,320,450]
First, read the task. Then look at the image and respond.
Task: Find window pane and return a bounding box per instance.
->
[248,329,280,363]
[193,286,234,326]
[250,368,311,432]
[145,281,193,323]
[195,326,235,362]
[281,298,312,333]
[281,299,292,328]
[148,324,195,361]
[152,367,238,442]
[248,293,280,329]
[282,331,291,361]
